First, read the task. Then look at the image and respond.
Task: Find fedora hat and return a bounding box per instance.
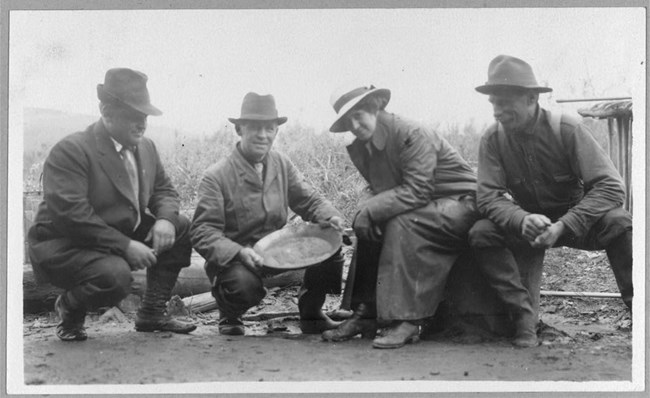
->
[475,55,552,94]
[228,92,288,125]
[329,85,391,133]
[97,68,162,116]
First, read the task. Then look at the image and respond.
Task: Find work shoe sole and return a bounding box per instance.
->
[513,336,538,348]
[321,330,376,341]
[321,320,377,342]
[218,317,245,335]
[372,321,420,349]
[219,325,245,336]
[300,319,342,334]
[372,334,419,349]
[135,319,197,334]
[56,325,88,341]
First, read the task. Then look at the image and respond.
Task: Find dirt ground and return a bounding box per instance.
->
[20,247,635,391]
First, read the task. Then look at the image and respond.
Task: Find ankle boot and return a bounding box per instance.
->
[513,310,538,348]
[372,321,420,349]
[135,268,197,334]
[321,303,377,342]
[298,286,341,334]
[218,314,245,336]
[55,293,87,341]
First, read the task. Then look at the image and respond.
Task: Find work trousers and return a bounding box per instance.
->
[28,215,193,309]
[468,207,633,315]
[207,249,344,318]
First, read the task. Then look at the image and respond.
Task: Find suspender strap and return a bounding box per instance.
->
[547,109,563,144]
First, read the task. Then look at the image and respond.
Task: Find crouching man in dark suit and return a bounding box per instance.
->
[28,68,196,341]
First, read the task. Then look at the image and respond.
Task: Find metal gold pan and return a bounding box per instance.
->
[253,223,342,270]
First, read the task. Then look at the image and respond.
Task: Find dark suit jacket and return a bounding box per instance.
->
[29,119,180,263]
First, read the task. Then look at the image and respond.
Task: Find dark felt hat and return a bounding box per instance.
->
[97,68,162,116]
[228,92,287,125]
[475,55,552,94]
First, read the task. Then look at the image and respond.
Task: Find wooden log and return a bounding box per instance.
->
[180,290,302,320]
[445,252,513,336]
[23,263,64,313]
[24,252,306,313]
[181,292,216,313]
[23,259,212,313]
[131,256,213,298]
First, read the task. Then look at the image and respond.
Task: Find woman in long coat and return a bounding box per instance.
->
[322,86,479,349]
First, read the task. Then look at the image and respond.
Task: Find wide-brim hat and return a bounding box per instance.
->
[329,85,391,133]
[97,68,162,116]
[475,55,552,95]
[228,92,288,125]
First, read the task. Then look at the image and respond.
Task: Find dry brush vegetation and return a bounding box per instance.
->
[23,118,611,224]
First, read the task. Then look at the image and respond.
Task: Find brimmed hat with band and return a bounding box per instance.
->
[329,85,391,133]
[97,68,162,116]
[475,55,552,95]
[228,92,288,125]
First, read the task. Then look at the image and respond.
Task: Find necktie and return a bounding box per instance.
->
[121,147,140,228]
[254,162,264,182]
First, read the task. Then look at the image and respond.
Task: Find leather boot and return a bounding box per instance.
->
[298,286,341,334]
[322,303,377,342]
[372,321,420,349]
[135,268,197,333]
[218,314,245,336]
[513,311,538,348]
[55,293,87,341]
[605,230,633,311]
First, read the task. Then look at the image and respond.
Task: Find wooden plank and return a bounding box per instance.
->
[540,290,620,298]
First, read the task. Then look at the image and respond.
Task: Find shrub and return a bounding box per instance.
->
[22,116,614,224]
[160,123,367,223]
[160,129,237,215]
[273,122,367,223]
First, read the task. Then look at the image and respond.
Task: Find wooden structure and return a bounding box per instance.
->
[558,98,633,212]
[23,255,303,313]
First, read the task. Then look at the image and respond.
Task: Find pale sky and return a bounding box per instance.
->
[9,7,646,135]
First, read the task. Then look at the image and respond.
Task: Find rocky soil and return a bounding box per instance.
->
[18,247,637,394]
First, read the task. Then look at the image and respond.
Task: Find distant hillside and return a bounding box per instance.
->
[23,107,179,152]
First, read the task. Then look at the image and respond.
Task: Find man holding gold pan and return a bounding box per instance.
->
[190,92,346,336]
